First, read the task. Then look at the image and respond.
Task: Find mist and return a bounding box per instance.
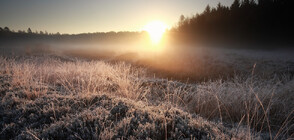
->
[1,0,294,139]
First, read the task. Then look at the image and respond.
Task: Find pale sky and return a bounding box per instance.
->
[0,0,233,34]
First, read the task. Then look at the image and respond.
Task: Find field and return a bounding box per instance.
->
[0,44,294,139]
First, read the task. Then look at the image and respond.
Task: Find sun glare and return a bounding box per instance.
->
[143,21,168,45]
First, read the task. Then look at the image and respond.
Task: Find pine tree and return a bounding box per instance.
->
[204,5,211,14]
[231,0,240,10]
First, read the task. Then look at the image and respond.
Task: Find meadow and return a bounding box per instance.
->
[0,44,293,139]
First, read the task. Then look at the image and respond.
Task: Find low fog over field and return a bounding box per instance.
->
[1,37,293,82]
[1,34,294,139]
[1,0,294,139]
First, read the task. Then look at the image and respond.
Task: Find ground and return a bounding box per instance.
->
[0,47,293,139]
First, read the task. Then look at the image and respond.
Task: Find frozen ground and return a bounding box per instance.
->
[0,53,293,139]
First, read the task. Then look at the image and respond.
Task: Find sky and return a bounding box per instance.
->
[0,0,234,34]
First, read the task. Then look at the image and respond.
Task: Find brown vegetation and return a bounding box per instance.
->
[1,55,293,139]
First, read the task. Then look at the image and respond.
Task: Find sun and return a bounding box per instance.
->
[142,21,168,45]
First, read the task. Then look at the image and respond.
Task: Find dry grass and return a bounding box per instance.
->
[0,55,293,139]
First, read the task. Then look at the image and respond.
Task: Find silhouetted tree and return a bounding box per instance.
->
[177,15,187,30]
[179,15,185,24]
[204,5,211,14]
[27,28,32,34]
[4,27,10,32]
[230,0,240,10]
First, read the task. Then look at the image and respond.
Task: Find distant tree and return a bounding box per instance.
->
[230,0,240,10]
[0,27,3,32]
[40,31,44,35]
[204,5,211,14]
[27,28,32,34]
[4,27,10,32]
[217,2,222,10]
[180,15,185,22]
[178,15,186,27]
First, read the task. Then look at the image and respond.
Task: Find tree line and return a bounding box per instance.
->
[0,27,147,44]
[173,0,294,46]
[1,0,293,47]
[0,27,56,35]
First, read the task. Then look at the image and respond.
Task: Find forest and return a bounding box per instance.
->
[172,0,294,46]
[1,0,294,48]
